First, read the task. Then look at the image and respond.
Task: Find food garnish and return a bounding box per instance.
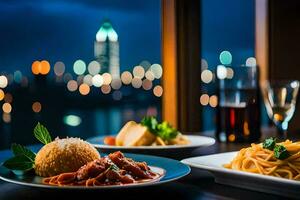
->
[33,122,52,145]
[274,144,289,160]
[262,137,276,150]
[141,116,179,141]
[2,122,51,171]
[105,116,190,146]
[2,122,100,177]
[262,137,290,160]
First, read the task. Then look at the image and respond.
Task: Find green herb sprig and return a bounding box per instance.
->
[274,145,289,160]
[141,116,179,141]
[262,137,276,150]
[262,137,290,160]
[2,122,52,171]
[33,122,52,145]
[3,145,36,171]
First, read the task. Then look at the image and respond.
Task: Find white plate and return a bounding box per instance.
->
[88,135,215,150]
[181,152,300,198]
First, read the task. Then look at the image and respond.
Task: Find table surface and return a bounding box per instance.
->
[0,130,296,200]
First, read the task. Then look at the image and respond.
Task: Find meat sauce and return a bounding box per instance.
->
[43,151,160,186]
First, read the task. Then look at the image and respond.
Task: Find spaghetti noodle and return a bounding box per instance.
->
[224,140,300,180]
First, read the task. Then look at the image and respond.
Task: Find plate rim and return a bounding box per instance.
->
[88,135,215,150]
[0,153,191,189]
[181,151,300,186]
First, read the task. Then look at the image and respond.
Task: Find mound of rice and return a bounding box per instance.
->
[35,137,100,177]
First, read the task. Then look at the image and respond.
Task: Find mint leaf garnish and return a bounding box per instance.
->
[33,122,52,145]
[3,155,34,171]
[11,143,36,162]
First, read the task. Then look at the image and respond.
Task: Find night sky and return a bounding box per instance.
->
[0,0,161,75]
[0,0,254,75]
[201,0,255,69]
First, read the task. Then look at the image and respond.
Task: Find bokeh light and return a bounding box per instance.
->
[92,74,104,87]
[111,79,122,90]
[201,59,208,70]
[200,94,209,106]
[209,95,218,107]
[133,66,145,78]
[76,75,84,85]
[150,64,163,79]
[4,93,12,103]
[112,90,122,101]
[201,70,213,83]
[32,102,42,113]
[121,71,133,85]
[142,79,153,90]
[54,61,65,76]
[131,77,142,88]
[79,83,90,95]
[245,57,257,67]
[73,60,86,75]
[0,89,4,101]
[145,71,155,81]
[40,60,51,75]
[67,80,78,92]
[153,85,163,97]
[219,51,232,65]
[2,113,11,123]
[13,71,22,83]
[101,85,111,94]
[88,61,101,75]
[63,115,82,127]
[102,73,112,85]
[0,76,8,88]
[139,60,151,69]
[217,65,227,79]
[146,107,158,116]
[228,134,236,142]
[63,73,73,83]
[2,102,12,113]
[226,67,234,79]
[83,74,93,86]
[31,61,40,75]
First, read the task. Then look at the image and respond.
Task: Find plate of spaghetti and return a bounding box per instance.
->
[181,138,300,198]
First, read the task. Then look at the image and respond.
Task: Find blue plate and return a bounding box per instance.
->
[0,153,190,189]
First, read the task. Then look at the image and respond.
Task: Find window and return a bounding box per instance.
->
[200,0,255,131]
[0,0,161,149]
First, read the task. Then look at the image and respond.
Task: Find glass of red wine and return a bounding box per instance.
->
[216,65,261,143]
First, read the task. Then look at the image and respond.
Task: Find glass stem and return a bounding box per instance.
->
[277,122,288,140]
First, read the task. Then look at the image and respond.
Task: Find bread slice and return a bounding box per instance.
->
[115,121,156,146]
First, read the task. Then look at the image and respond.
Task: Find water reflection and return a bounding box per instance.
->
[0,105,161,150]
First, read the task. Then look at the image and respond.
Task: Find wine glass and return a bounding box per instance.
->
[261,80,300,138]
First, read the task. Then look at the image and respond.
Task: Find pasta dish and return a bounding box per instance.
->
[224,138,300,180]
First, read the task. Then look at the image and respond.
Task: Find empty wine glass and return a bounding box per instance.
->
[261,80,299,138]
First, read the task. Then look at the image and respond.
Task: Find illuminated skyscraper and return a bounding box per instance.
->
[94,21,120,78]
